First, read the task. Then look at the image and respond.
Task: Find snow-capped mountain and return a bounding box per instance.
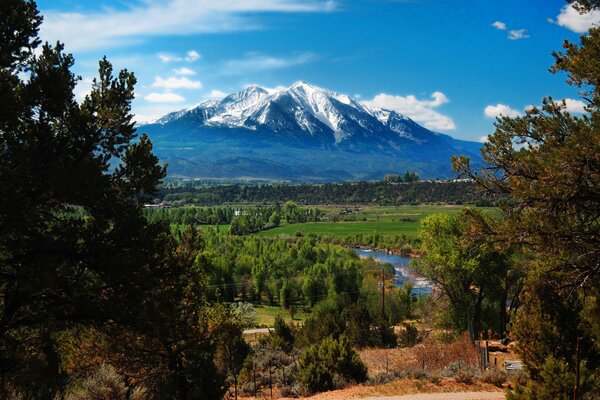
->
[140,82,482,181]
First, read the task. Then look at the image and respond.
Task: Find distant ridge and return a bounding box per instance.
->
[140,81,482,182]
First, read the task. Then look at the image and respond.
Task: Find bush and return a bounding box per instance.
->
[509,356,600,400]
[299,335,367,394]
[481,369,507,387]
[270,315,295,352]
[427,372,442,385]
[397,322,423,347]
[455,368,478,385]
[371,319,398,348]
[367,372,397,386]
[65,364,146,400]
[408,368,427,380]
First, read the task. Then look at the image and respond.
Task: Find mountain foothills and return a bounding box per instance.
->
[141,82,482,181]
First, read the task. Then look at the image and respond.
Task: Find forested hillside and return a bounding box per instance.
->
[159,180,495,206]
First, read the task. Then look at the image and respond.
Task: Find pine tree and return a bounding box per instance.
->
[453,1,600,396]
[0,2,226,398]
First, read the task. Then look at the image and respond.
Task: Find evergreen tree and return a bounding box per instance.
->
[453,1,600,396]
[0,2,225,398]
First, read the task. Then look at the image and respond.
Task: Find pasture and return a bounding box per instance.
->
[258,205,498,239]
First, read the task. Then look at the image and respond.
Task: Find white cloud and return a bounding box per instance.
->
[152,76,202,89]
[222,52,317,74]
[557,3,600,33]
[186,50,201,62]
[363,92,456,131]
[484,104,522,118]
[492,21,507,30]
[159,54,179,63]
[208,89,228,99]
[562,98,587,113]
[159,50,202,63]
[40,1,336,52]
[479,135,489,143]
[492,21,529,40]
[173,67,196,75]
[485,99,587,119]
[508,29,529,40]
[144,92,186,103]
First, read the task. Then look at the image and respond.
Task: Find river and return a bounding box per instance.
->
[354,248,432,294]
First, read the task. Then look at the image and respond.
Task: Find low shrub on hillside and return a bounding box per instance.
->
[298,335,367,394]
[481,368,507,387]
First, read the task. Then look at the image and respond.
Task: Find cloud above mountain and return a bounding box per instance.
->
[362,92,456,131]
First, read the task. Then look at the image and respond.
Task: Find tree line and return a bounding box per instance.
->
[145,201,322,235]
[159,180,496,206]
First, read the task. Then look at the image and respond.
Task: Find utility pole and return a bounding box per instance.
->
[381,267,386,318]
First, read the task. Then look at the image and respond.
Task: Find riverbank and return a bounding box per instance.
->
[354,248,432,293]
[354,244,422,258]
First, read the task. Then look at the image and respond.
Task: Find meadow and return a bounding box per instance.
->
[257,205,498,239]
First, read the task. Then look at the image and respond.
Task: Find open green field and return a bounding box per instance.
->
[253,304,310,327]
[258,205,498,239]
[258,220,422,238]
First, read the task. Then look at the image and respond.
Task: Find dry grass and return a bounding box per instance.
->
[360,333,479,375]
[238,334,518,399]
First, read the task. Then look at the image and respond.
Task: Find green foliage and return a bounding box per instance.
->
[213,306,251,397]
[298,335,367,394]
[397,322,423,348]
[0,3,229,398]
[159,180,494,206]
[507,356,600,400]
[453,3,600,397]
[414,211,515,336]
[270,315,295,352]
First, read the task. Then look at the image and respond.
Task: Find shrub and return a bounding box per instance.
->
[481,369,507,387]
[397,322,423,347]
[427,372,442,385]
[408,368,427,380]
[270,315,295,352]
[367,372,397,386]
[455,368,478,385]
[65,364,146,400]
[371,318,398,348]
[298,335,367,393]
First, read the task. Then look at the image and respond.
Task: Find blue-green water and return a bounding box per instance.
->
[354,248,432,293]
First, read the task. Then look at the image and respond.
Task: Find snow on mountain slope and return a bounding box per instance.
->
[141,82,484,180]
[151,81,436,144]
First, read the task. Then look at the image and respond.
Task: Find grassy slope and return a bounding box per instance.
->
[258,205,499,239]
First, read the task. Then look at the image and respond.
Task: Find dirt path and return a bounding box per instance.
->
[243,328,271,334]
[360,392,505,400]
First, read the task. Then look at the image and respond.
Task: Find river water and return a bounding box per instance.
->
[354,248,432,294]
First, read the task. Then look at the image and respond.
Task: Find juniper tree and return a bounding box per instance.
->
[453,0,600,396]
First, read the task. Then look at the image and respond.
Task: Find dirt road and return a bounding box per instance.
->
[360,392,505,400]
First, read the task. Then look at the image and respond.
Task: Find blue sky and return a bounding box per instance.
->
[36,0,600,142]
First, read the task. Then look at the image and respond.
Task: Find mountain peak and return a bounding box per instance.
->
[150,82,435,144]
[142,82,483,181]
[290,80,317,89]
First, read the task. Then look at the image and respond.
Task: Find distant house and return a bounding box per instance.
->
[143,203,170,209]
